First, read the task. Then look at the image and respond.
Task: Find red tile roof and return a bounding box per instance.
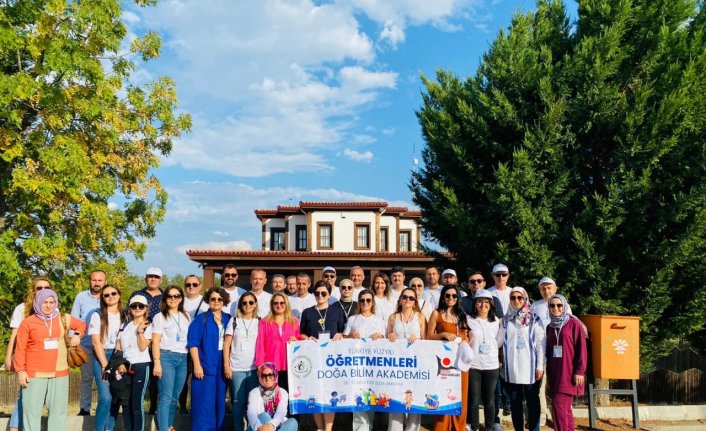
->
[186,250,449,258]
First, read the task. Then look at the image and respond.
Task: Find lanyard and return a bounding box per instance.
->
[477,317,488,343]
[43,317,54,337]
[170,312,182,332]
[242,318,255,339]
[554,322,565,347]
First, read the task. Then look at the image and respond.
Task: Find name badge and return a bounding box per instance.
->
[176,332,183,342]
[516,336,527,349]
[44,338,59,350]
[479,343,490,354]
[318,333,331,342]
[553,345,563,358]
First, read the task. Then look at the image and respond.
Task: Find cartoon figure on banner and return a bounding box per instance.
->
[424,393,439,410]
[404,389,414,410]
[307,396,317,408]
[376,393,391,408]
[330,391,339,407]
[356,393,365,407]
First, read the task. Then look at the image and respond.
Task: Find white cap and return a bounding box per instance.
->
[441,269,457,277]
[538,276,556,287]
[129,295,148,306]
[322,266,336,274]
[474,290,493,300]
[146,267,163,278]
[492,263,509,274]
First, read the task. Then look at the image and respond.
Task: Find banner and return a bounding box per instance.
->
[287,338,462,415]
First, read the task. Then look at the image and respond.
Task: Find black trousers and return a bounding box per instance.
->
[468,368,499,430]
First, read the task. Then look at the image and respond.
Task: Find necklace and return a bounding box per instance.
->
[400,311,415,337]
[316,307,328,331]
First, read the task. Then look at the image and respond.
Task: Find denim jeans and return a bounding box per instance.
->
[9,390,22,430]
[119,362,149,431]
[246,412,297,431]
[156,350,188,431]
[229,369,258,431]
[93,348,115,431]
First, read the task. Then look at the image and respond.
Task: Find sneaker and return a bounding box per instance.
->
[539,417,546,427]
[502,402,511,416]
[77,409,90,416]
[491,424,505,431]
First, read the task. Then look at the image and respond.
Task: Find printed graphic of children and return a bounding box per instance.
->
[403,389,414,410]
[330,391,339,407]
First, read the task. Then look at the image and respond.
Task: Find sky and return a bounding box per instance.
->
[122,0,547,277]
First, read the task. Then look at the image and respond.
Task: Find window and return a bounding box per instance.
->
[399,230,411,252]
[380,227,388,251]
[270,228,285,251]
[317,222,333,249]
[295,225,307,251]
[354,223,370,250]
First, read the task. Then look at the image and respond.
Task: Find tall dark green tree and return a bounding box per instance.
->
[413,0,706,366]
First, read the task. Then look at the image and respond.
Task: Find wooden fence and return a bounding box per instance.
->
[0,371,97,407]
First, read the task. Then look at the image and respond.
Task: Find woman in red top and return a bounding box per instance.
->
[545,294,587,431]
[255,292,302,391]
[14,288,86,431]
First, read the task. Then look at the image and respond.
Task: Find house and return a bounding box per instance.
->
[187,201,445,287]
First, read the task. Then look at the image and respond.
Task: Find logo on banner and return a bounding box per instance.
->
[436,355,456,376]
[291,355,313,378]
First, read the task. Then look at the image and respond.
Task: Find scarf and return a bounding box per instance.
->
[33,288,60,321]
[548,293,570,329]
[259,362,281,417]
[504,287,533,326]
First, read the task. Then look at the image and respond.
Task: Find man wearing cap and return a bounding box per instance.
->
[530,276,572,426]
[441,268,467,298]
[72,269,106,416]
[249,268,272,318]
[487,263,512,420]
[422,266,443,310]
[322,266,341,302]
[460,272,502,318]
[222,264,246,304]
[270,274,286,294]
[390,266,406,301]
[350,266,366,298]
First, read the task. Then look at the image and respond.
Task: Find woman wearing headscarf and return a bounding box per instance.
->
[13,288,86,431]
[246,362,298,431]
[498,287,545,431]
[545,294,587,431]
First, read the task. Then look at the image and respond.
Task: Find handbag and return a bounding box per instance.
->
[62,313,88,368]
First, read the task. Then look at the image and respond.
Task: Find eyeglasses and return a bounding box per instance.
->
[166,294,182,299]
[242,300,256,306]
[314,291,328,298]
[223,273,238,278]
[209,297,224,303]
[400,295,416,302]
[493,273,509,277]
[323,274,336,279]
[340,285,353,290]
[260,373,275,379]
[468,279,484,284]
[272,301,285,306]
[549,303,564,309]
[359,298,373,303]
[185,283,200,288]
[103,292,119,298]
[129,303,147,310]
[444,294,458,299]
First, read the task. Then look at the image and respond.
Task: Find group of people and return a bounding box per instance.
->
[4,263,587,431]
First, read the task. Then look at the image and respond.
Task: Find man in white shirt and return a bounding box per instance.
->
[290,272,316,318]
[248,268,272,318]
[350,266,366,298]
[183,274,208,318]
[422,266,442,310]
[487,263,511,315]
[390,266,406,301]
[222,264,246,304]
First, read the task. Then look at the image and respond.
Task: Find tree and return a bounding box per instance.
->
[412,0,706,367]
[0,0,191,349]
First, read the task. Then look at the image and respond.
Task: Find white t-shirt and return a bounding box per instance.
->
[487,286,511,314]
[290,294,316,319]
[10,303,26,329]
[224,316,259,371]
[373,296,396,322]
[252,291,272,318]
[152,312,189,354]
[352,287,366,300]
[390,287,407,302]
[467,316,501,370]
[423,286,442,310]
[117,321,153,364]
[184,296,209,319]
[344,314,386,338]
[88,311,123,349]
[224,286,247,305]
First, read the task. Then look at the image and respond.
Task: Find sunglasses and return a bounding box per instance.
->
[510,295,525,301]
[272,301,285,306]
[103,291,119,298]
[323,274,336,279]
[223,273,238,278]
[493,273,509,277]
[35,285,51,291]
[314,291,328,298]
[444,294,458,299]
[410,284,423,288]
[166,294,182,299]
[400,295,416,302]
[241,300,256,306]
[209,297,224,303]
[359,298,373,303]
[468,279,484,284]
[340,285,353,290]
[549,303,564,309]
[185,283,200,288]
[129,303,147,310]
[260,373,275,379]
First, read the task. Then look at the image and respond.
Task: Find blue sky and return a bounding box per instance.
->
[122,0,558,277]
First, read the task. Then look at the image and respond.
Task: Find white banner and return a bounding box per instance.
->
[287,338,462,415]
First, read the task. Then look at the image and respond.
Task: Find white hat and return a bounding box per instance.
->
[492,263,509,274]
[129,295,148,306]
[322,266,336,274]
[441,269,457,277]
[474,289,493,300]
[538,276,556,286]
[146,267,163,278]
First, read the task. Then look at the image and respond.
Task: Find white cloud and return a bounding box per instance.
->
[107,202,118,210]
[341,149,374,163]
[176,240,252,254]
[122,10,141,24]
[380,20,406,47]
[212,231,230,237]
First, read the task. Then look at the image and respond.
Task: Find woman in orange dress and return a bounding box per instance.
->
[427,284,470,431]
